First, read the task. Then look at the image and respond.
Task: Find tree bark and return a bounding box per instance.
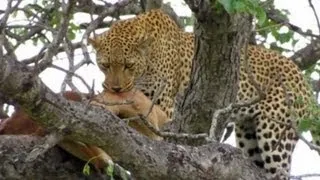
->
[0,135,110,180]
[0,57,267,180]
[1,0,319,179]
[173,1,252,142]
[290,38,320,70]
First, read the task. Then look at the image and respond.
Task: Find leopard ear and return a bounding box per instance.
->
[88,36,100,50]
[136,36,153,56]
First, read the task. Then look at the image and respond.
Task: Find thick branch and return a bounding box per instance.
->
[74,0,141,16]
[0,60,267,180]
[0,135,109,179]
[290,38,320,70]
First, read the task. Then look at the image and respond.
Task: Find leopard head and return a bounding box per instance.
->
[89,27,152,93]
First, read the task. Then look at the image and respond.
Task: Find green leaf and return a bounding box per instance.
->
[67,30,76,40]
[271,30,280,41]
[291,39,299,46]
[298,119,311,132]
[82,164,91,175]
[256,7,266,26]
[278,31,294,44]
[105,163,115,180]
[217,0,266,25]
[233,1,246,12]
[218,0,234,13]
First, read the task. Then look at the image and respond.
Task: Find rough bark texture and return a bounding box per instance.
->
[0,58,268,180]
[291,38,320,70]
[172,1,252,142]
[0,135,110,180]
[0,0,319,179]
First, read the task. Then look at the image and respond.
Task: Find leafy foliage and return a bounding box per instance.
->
[7,0,79,47]
[256,8,298,53]
[298,95,320,132]
[106,162,115,180]
[217,0,266,25]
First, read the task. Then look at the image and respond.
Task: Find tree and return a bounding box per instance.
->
[0,0,319,179]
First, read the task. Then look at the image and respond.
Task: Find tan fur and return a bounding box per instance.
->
[91,89,169,140]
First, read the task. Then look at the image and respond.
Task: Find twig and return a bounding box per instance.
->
[51,65,91,93]
[128,115,208,140]
[308,0,320,34]
[37,0,75,72]
[121,78,208,141]
[21,42,82,64]
[25,131,64,162]
[61,38,79,93]
[106,160,132,180]
[298,133,320,153]
[208,95,263,141]
[92,95,134,106]
[145,78,167,118]
[266,9,320,39]
[290,173,320,180]
[0,0,22,31]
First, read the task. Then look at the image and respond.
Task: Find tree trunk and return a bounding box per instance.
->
[172,2,252,142]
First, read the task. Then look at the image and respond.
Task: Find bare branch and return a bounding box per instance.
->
[91,97,134,106]
[0,0,22,31]
[74,0,140,16]
[298,133,320,153]
[26,132,64,162]
[308,0,320,34]
[37,0,75,72]
[21,42,82,64]
[83,0,132,41]
[290,38,320,70]
[266,8,319,38]
[50,65,91,93]
[290,173,320,180]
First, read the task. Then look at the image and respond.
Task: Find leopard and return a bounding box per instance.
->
[89,9,314,180]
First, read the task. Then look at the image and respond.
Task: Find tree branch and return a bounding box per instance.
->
[0,57,267,180]
[37,0,75,71]
[0,135,109,179]
[265,8,319,38]
[290,38,320,70]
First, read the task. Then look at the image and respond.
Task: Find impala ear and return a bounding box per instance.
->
[136,36,153,56]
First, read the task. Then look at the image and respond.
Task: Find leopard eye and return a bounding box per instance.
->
[100,63,110,70]
[124,63,134,69]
